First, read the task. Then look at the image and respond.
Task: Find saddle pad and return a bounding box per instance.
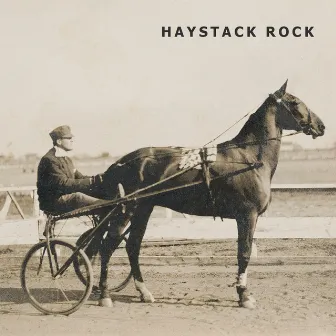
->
[178,147,217,170]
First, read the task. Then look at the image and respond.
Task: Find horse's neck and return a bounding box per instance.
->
[233,102,282,169]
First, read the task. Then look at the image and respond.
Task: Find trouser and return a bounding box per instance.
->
[42,192,104,238]
[54,192,103,214]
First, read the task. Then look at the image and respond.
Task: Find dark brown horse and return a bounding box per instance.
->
[96,81,325,309]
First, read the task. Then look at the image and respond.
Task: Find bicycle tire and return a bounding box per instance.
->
[21,239,93,315]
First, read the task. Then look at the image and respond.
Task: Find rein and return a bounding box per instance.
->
[110,93,308,169]
[217,130,302,151]
[56,96,307,221]
[203,110,253,147]
[113,130,301,168]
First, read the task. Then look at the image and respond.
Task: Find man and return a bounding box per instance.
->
[37,125,104,214]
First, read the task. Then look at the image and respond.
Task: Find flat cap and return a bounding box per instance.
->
[49,125,74,140]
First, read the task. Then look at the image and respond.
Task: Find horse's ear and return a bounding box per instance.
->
[274,79,288,97]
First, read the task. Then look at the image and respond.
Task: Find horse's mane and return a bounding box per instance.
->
[232,102,267,143]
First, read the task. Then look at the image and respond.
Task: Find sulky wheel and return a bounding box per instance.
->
[21,239,93,315]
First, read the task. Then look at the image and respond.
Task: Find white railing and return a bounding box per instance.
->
[2,184,336,218]
[0,186,40,220]
[1,185,336,246]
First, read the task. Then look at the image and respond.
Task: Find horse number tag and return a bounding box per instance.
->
[178,147,217,170]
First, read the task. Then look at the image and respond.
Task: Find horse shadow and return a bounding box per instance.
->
[0,287,95,311]
[0,287,28,305]
[109,293,239,308]
[0,287,38,315]
[0,287,239,312]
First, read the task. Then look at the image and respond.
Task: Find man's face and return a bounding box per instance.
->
[56,137,74,151]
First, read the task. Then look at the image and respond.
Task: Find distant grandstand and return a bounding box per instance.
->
[280,141,336,161]
[1,143,335,169]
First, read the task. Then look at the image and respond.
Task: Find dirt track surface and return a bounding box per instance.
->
[1,247,336,336]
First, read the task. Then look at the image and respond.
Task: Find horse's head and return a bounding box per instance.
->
[271,80,325,139]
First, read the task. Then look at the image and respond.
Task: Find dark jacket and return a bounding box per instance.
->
[37,148,92,212]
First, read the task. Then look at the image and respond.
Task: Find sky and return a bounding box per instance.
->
[0,0,335,157]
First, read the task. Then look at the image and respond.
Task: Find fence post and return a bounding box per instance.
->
[0,193,11,220]
[32,189,40,218]
[8,191,25,219]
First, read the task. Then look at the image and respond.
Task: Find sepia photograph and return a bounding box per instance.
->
[0,1,335,335]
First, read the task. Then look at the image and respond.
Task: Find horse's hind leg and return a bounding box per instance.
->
[98,236,115,307]
[235,211,258,309]
[126,205,154,303]
[98,213,132,307]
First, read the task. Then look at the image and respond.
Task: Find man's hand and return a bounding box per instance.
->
[90,174,104,188]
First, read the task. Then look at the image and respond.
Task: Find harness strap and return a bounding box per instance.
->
[199,148,216,219]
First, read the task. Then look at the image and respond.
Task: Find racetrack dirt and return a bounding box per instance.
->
[0,159,335,335]
[0,240,335,336]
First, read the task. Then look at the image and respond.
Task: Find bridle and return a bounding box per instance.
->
[269,93,313,136]
[204,92,314,148]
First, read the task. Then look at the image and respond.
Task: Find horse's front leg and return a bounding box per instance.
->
[235,211,258,309]
[127,206,155,303]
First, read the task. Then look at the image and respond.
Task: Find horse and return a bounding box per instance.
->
[94,80,325,309]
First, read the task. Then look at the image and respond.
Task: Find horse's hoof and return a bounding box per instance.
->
[98,298,113,307]
[140,294,155,303]
[239,298,256,309]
